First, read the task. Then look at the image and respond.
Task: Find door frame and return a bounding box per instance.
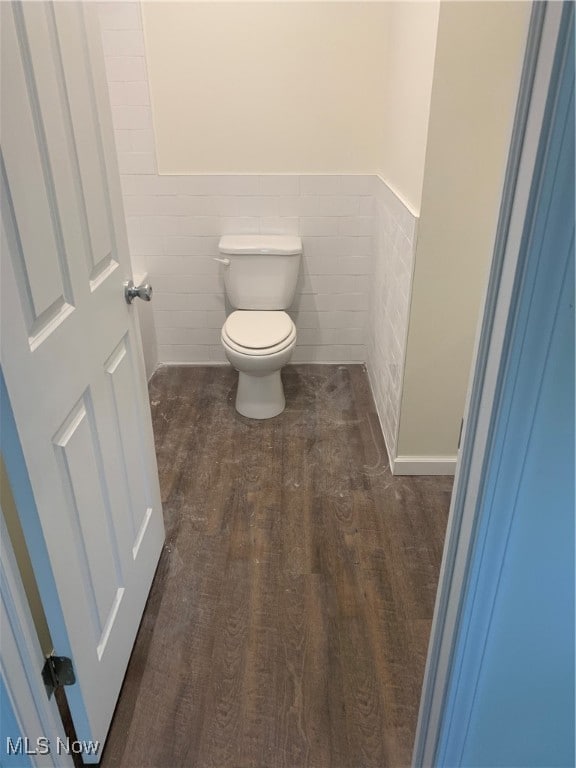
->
[1,501,75,768]
[412,2,568,764]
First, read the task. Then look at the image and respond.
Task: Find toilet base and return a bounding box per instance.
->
[235,369,285,419]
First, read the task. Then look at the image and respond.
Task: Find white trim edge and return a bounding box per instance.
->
[392,456,457,476]
[374,174,419,218]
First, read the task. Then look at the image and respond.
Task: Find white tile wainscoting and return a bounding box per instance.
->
[121,173,375,366]
[367,178,418,465]
[98,2,419,470]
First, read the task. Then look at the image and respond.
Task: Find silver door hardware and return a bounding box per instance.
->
[213,257,231,266]
[124,280,153,304]
[42,654,75,699]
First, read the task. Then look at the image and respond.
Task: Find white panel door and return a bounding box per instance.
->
[0,0,164,753]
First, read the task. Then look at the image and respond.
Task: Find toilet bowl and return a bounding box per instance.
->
[215,234,302,419]
[221,310,297,419]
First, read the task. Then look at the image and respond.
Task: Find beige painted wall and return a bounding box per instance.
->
[397,1,531,458]
[379,1,440,213]
[143,2,389,174]
[142,1,439,208]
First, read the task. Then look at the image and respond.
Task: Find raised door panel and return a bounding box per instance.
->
[104,337,155,559]
[52,3,118,289]
[1,5,75,348]
[52,392,125,661]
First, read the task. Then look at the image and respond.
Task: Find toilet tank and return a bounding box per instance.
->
[218,235,302,310]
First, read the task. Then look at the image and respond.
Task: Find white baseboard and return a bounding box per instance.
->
[155,361,229,367]
[392,456,457,476]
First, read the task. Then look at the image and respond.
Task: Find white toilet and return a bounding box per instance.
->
[215,234,302,419]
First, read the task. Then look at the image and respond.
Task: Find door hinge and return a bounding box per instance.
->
[458,418,464,450]
[42,654,76,700]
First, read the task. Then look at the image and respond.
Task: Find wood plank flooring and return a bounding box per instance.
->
[100,365,452,768]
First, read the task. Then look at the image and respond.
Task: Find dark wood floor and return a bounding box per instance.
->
[100,365,452,768]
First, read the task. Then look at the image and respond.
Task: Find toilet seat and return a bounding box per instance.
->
[222,311,296,357]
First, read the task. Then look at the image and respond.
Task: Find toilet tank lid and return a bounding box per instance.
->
[218,235,302,256]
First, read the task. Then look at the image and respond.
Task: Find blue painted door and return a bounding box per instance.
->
[436,5,575,766]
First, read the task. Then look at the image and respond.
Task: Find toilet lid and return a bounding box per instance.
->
[224,311,293,349]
